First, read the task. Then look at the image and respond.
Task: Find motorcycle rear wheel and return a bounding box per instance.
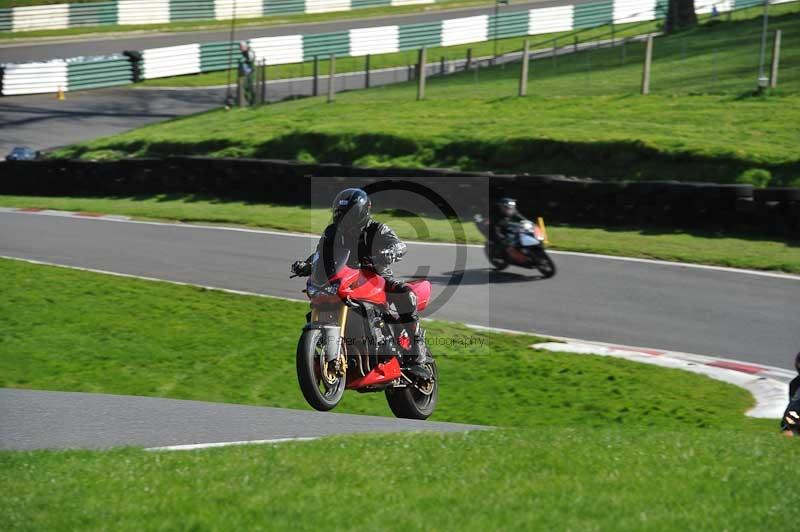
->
[484,243,508,271]
[296,328,345,411]
[385,355,438,420]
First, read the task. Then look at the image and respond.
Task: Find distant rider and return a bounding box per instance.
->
[781,352,800,437]
[477,197,527,247]
[291,188,431,379]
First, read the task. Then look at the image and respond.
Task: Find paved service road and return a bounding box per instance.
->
[0,389,482,450]
[0,87,225,156]
[1,211,798,369]
[0,60,424,155]
[0,0,593,63]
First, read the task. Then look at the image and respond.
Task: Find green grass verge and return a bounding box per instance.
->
[1,194,798,272]
[0,257,760,428]
[2,428,797,531]
[54,6,800,185]
[0,0,482,41]
[0,257,793,530]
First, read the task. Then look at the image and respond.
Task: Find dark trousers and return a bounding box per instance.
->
[384,277,419,332]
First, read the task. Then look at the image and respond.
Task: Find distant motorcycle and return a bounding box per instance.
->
[474,214,557,278]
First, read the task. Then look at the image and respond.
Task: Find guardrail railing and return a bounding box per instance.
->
[0,0,794,95]
[0,0,437,33]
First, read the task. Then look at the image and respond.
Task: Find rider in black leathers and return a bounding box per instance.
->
[292,188,431,378]
[489,197,526,246]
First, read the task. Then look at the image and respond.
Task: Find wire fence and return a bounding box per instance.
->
[222,2,799,107]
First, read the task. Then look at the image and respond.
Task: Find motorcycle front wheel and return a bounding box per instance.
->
[296,328,346,411]
[386,355,438,420]
[534,249,557,278]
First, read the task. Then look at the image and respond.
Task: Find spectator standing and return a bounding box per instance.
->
[238,41,256,106]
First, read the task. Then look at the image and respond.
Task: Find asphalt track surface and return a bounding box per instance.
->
[0,0,592,63]
[0,389,483,450]
[1,211,798,370]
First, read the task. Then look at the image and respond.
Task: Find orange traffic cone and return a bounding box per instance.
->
[57,86,65,100]
[537,217,549,245]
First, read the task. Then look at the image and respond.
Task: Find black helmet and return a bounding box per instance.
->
[332,188,371,230]
[795,351,800,374]
[496,197,517,217]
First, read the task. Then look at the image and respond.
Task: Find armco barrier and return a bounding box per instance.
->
[1,158,797,237]
[0,0,437,33]
[142,44,201,79]
[0,60,67,96]
[67,54,134,91]
[0,55,135,95]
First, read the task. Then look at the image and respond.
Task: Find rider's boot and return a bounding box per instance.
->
[404,325,433,381]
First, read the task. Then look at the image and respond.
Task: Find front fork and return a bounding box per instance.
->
[309,304,348,362]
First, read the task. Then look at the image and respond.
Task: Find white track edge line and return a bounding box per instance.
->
[2,207,798,280]
[0,255,307,304]
[145,436,318,451]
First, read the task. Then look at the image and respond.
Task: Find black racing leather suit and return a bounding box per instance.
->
[306,219,420,330]
[492,211,527,247]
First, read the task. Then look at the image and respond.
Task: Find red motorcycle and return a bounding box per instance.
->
[293,247,438,419]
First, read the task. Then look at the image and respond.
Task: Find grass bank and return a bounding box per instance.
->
[3,428,797,531]
[1,195,798,272]
[0,257,793,530]
[54,6,800,185]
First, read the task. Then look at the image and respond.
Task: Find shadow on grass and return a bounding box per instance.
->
[60,132,800,186]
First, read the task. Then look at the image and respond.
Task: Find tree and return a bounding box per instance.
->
[665,0,698,32]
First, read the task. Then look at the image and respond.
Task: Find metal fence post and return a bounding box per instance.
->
[552,37,557,68]
[440,56,445,76]
[417,47,427,101]
[466,48,472,70]
[365,54,371,89]
[327,53,336,103]
[237,75,245,107]
[312,55,319,96]
[519,39,529,97]
[253,62,261,105]
[260,60,267,104]
[770,29,782,88]
[621,37,627,65]
[641,35,653,95]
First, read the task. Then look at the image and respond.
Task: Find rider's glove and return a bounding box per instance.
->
[783,408,800,435]
[378,247,401,265]
[291,260,311,277]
